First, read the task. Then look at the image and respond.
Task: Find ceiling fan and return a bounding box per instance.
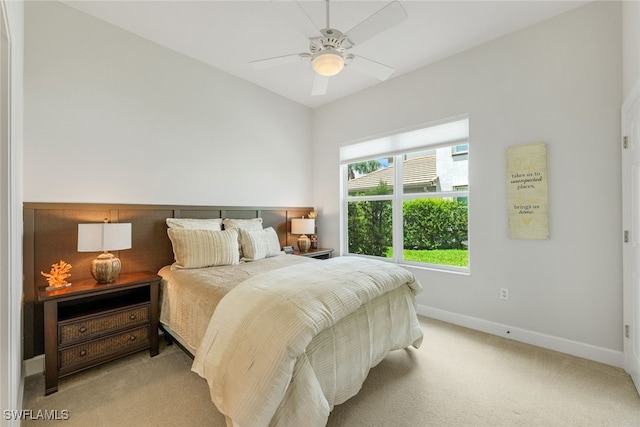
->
[250,0,408,96]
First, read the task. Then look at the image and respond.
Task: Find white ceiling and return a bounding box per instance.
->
[63,0,590,109]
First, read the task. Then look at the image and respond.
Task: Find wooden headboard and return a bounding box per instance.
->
[22,202,314,359]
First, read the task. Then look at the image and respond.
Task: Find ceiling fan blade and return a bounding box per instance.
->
[294,0,322,35]
[311,74,330,96]
[268,1,322,38]
[250,53,308,70]
[347,55,395,81]
[345,1,407,46]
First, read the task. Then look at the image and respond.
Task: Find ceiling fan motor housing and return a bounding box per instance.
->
[310,28,351,55]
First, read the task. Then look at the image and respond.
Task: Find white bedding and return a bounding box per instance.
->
[159,254,314,354]
[191,256,423,427]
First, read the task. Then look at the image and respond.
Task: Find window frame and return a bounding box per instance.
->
[340,117,470,274]
[452,143,469,156]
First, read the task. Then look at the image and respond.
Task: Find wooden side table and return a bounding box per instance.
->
[38,271,160,395]
[293,248,334,260]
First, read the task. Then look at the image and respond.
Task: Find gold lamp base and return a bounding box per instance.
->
[91,252,122,284]
[297,234,311,253]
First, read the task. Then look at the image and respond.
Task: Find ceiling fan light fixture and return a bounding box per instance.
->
[312,51,344,76]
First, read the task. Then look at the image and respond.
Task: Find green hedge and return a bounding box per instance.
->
[348,194,467,256]
[403,199,468,250]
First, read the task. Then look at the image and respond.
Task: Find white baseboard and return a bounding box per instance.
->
[21,308,624,375]
[23,354,44,377]
[417,304,624,368]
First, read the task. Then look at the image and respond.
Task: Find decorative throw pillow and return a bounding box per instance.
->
[239,227,283,261]
[166,218,222,230]
[167,228,239,269]
[222,218,264,258]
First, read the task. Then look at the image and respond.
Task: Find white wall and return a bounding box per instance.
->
[623,0,640,99]
[436,146,468,192]
[24,1,313,207]
[312,2,623,363]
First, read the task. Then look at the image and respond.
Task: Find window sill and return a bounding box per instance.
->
[345,253,470,275]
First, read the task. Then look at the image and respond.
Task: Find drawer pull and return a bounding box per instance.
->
[79,350,86,357]
[78,326,87,333]
[129,314,136,320]
[129,335,137,342]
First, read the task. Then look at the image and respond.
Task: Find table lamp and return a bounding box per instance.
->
[78,221,131,283]
[291,218,315,253]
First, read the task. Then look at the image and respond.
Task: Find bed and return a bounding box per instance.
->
[159,218,423,427]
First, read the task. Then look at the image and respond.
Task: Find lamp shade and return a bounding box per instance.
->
[78,223,132,252]
[312,51,344,77]
[291,218,315,235]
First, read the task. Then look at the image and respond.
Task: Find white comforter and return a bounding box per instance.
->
[159,255,313,355]
[191,256,423,427]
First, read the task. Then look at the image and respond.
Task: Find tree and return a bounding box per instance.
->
[347,160,382,180]
[347,181,392,257]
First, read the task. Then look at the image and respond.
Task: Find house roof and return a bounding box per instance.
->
[348,155,437,192]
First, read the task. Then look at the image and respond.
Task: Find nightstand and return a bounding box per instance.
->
[293,248,334,260]
[38,271,160,395]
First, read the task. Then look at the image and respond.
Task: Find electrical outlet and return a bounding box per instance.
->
[500,288,509,300]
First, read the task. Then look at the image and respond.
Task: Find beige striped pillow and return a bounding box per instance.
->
[222,218,264,258]
[168,228,239,269]
[239,227,283,261]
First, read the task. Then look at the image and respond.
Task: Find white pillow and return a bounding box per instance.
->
[239,227,282,261]
[167,228,239,269]
[222,218,263,231]
[166,218,222,230]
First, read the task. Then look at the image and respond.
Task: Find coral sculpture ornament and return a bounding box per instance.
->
[41,260,72,290]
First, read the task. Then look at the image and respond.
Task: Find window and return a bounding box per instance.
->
[453,185,468,206]
[452,144,469,155]
[341,117,469,272]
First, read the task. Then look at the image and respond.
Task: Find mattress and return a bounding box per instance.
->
[158,254,314,355]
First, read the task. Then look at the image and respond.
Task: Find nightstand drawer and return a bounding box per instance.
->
[58,303,150,346]
[59,325,150,370]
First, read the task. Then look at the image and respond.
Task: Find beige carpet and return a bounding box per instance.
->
[23,317,640,426]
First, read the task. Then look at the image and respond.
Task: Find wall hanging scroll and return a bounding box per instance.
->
[507,142,549,240]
